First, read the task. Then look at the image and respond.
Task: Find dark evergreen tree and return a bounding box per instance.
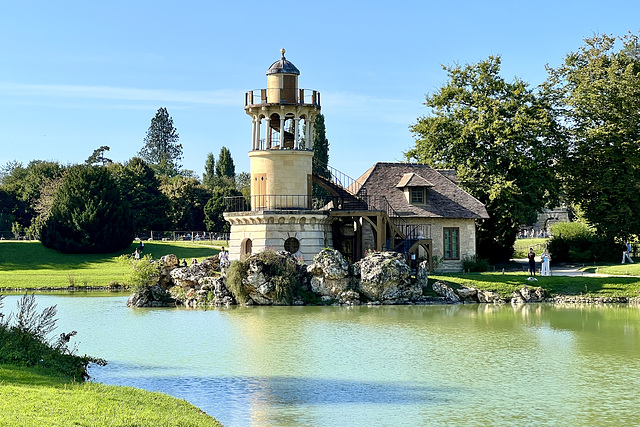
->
[312,114,330,179]
[159,176,210,230]
[204,186,241,232]
[215,146,235,178]
[139,107,182,177]
[85,146,113,166]
[202,153,216,189]
[111,157,171,232]
[39,165,133,253]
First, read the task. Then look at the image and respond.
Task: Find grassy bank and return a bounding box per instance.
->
[0,240,224,290]
[431,269,640,299]
[0,364,222,426]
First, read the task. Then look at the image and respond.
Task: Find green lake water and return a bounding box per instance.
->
[3,295,640,426]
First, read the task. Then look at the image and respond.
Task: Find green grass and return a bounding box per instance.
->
[513,238,548,258]
[430,271,640,298]
[0,364,222,426]
[0,241,224,290]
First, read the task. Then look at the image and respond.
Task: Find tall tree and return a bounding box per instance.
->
[204,186,241,232]
[202,153,216,189]
[312,114,330,179]
[85,146,112,166]
[39,165,133,253]
[159,176,210,230]
[215,147,235,178]
[406,56,561,261]
[139,107,182,177]
[544,33,640,241]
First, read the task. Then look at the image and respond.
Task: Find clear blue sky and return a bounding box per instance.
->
[1,1,638,179]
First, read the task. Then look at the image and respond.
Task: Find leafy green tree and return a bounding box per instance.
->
[111,157,171,232]
[159,176,210,230]
[139,107,183,177]
[202,153,216,189]
[235,172,251,197]
[39,165,133,253]
[544,33,640,240]
[406,56,561,261]
[215,146,235,178]
[204,186,241,232]
[85,146,112,166]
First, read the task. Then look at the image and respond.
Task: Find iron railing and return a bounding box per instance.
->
[245,88,320,107]
[325,165,365,197]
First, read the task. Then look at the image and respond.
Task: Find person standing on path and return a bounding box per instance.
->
[622,242,634,264]
[528,248,536,276]
[541,249,551,276]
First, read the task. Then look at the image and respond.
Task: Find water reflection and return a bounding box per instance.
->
[4,295,640,426]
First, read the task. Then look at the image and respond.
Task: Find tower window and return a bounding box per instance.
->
[284,237,300,254]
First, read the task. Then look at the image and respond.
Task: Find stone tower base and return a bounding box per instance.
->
[224,211,333,265]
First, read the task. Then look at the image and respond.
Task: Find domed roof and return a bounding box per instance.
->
[266,49,300,75]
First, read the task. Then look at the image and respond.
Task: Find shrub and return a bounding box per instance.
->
[226,260,249,304]
[39,165,133,253]
[118,254,161,293]
[462,255,490,272]
[0,294,106,381]
[548,222,619,263]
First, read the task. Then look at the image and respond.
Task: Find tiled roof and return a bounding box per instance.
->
[356,163,489,219]
[395,173,434,188]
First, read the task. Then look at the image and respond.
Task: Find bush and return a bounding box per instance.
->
[548,222,619,263]
[226,260,249,304]
[0,294,106,381]
[118,254,161,293]
[462,255,490,272]
[39,165,133,253]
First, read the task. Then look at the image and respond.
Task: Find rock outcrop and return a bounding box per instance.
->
[307,248,352,298]
[242,251,306,305]
[126,284,175,307]
[355,251,421,302]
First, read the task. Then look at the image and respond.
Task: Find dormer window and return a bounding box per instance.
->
[396,173,433,206]
[410,187,425,204]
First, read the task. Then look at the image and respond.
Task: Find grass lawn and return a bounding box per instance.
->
[430,270,640,299]
[0,364,222,426]
[0,240,225,290]
[513,238,548,258]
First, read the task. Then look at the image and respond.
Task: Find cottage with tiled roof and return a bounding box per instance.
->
[355,163,489,272]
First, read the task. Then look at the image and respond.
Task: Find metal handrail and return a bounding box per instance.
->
[325,165,365,197]
[245,88,320,107]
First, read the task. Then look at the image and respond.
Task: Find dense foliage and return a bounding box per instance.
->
[407,56,561,262]
[203,186,242,232]
[544,34,640,241]
[202,152,216,189]
[547,221,619,263]
[0,294,106,381]
[215,146,235,178]
[139,107,183,177]
[39,165,133,253]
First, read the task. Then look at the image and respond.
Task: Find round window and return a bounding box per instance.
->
[284,237,300,254]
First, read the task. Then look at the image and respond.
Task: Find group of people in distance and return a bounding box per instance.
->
[528,247,551,277]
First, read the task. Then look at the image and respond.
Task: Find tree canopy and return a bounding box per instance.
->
[202,153,216,189]
[38,165,133,253]
[544,33,640,240]
[139,107,183,177]
[215,146,235,178]
[407,56,561,261]
[312,114,330,179]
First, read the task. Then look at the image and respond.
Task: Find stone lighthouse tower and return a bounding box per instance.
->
[224,49,331,263]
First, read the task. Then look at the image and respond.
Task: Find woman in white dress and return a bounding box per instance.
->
[541,249,551,276]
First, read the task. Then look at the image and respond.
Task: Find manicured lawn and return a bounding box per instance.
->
[0,240,224,290]
[0,364,222,426]
[430,270,640,298]
[513,238,548,258]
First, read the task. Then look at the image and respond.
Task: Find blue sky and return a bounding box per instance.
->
[1,1,639,179]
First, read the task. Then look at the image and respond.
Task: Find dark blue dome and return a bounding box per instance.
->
[266,49,300,75]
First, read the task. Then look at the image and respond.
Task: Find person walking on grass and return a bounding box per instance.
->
[528,248,536,276]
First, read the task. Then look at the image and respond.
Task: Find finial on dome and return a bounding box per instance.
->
[281,48,286,57]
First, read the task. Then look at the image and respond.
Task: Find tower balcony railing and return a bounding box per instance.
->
[245,88,320,107]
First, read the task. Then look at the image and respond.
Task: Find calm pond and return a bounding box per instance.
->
[3,294,640,426]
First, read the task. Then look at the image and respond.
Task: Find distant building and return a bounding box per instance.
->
[224,51,489,272]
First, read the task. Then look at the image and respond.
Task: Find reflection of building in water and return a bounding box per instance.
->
[224,50,489,272]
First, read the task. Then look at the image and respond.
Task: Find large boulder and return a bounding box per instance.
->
[169,257,220,289]
[477,290,506,304]
[432,281,461,303]
[126,284,175,307]
[416,260,429,289]
[354,251,420,301]
[307,248,352,297]
[511,286,546,304]
[242,251,304,305]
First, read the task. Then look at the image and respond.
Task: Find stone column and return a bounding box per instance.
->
[251,117,257,150]
[305,119,311,150]
[255,117,261,150]
[294,117,300,149]
[280,117,285,149]
[265,118,271,149]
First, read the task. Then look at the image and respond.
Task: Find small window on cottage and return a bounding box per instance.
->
[410,187,424,204]
[444,227,460,260]
[284,237,300,254]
